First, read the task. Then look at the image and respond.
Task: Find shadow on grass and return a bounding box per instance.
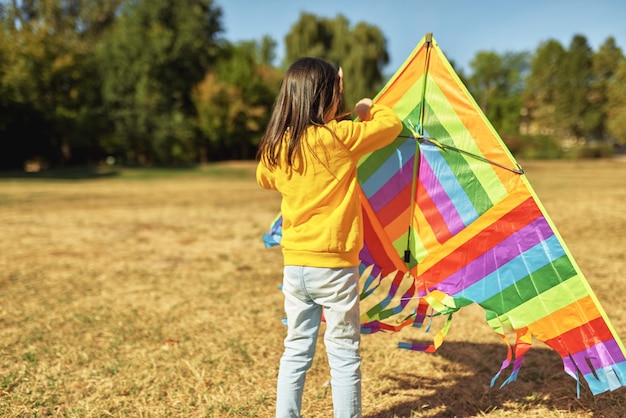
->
[365,340,624,418]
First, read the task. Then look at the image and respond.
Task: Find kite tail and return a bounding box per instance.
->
[485,309,533,389]
[490,327,533,388]
[262,214,282,248]
[398,313,453,353]
[359,268,423,334]
[411,299,430,328]
[398,290,457,352]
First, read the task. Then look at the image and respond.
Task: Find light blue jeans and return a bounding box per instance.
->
[276,266,362,418]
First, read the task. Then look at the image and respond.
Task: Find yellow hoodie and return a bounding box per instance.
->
[256,104,402,267]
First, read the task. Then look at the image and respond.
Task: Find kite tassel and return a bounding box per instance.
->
[411,301,430,329]
[490,326,533,388]
[398,312,453,353]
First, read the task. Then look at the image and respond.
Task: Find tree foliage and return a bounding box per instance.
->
[467,50,529,135]
[193,41,281,161]
[284,13,388,107]
[590,37,624,140]
[1,4,626,170]
[523,40,568,138]
[559,35,594,140]
[96,0,222,164]
[607,59,626,144]
[0,0,126,168]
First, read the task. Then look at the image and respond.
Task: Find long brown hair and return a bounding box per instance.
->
[256,57,343,168]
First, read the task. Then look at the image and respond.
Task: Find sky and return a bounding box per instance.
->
[216,0,626,74]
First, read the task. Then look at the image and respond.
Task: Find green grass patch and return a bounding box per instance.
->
[0,162,256,182]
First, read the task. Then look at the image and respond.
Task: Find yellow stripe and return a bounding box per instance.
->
[505,274,591,330]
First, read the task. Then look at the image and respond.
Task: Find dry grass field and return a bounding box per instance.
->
[1,159,625,417]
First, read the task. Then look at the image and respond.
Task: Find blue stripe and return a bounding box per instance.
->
[584,361,626,395]
[361,139,416,199]
[421,144,479,226]
[459,234,566,303]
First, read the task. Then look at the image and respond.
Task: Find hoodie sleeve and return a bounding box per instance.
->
[336,104,403,158]
[256,160,277,190]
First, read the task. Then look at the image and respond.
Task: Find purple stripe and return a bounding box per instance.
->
[359,245,383,279]
[512,356,525,372]
[361,323,380,334]
[359,244,374,266]
[368,156,415,212]
[562,355,578,378]
[389,282,400,297]
[566,339,626,375]
[419,153,466,235]
[434,217,553,295]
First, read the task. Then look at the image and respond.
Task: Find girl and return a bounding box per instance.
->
[256,57,402,418]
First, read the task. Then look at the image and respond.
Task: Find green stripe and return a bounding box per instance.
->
[482,256,589,329]
[392,230,409,261]
[357,138,407,183]
[392,75,426,121]
[389,227,427,268]
[507,273,590,329]
[424,80,508,205]
[422,102,495,214]
[481,255,576,314]
[358,74,425,180]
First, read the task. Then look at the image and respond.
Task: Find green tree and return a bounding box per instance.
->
[97,0,222,164]
[284,13,388,107]
[559,35,594,140]
[523,39,567,138]
[0,0,122,168]
[341,22,388,108]
[193,41,281,160]
[467,50,529,135]
[606,59,626,144]
[590,37,624,141]
[259,35,277,66]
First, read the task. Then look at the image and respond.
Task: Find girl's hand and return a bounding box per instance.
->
[354,98,373,121]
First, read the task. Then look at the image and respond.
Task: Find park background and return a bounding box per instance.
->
[1,1,625,417]
[2,0,626,170]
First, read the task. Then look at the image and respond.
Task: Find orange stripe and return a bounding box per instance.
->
[376,45,427,109]
[385,205,411,244]
[429,48,519,187]
[385,203,440,258]
[412,197,439,256]
[528,295,603,345]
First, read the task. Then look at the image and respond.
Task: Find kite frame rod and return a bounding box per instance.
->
[404,33,434,265]
[397,134,525,175]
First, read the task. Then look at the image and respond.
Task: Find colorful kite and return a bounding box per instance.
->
[263,34,625,395]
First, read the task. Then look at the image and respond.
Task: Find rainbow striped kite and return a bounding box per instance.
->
[264,34,626,395]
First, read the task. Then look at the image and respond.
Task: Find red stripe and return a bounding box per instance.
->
[417,178,453,244]
[362,202,401,276]
[420,197,542,288]
[376,181,412,226]
[543,316,616,357]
